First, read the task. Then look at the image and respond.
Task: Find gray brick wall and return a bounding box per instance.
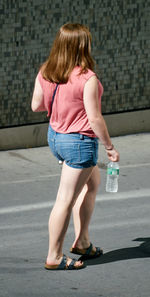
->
[0,0,149,128]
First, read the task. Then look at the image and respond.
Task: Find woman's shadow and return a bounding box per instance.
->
[78,237,150,266]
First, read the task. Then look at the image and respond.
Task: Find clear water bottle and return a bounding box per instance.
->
[106,162,119,193]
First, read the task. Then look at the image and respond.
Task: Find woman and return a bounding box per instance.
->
[31,23,119,270]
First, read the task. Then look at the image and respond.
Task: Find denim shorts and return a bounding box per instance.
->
[47,125,98,169]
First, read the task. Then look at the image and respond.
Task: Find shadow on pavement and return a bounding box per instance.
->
[79,237,150,266]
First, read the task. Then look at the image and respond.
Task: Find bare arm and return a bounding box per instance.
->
[31,77,45,112]
[83,76,119,162]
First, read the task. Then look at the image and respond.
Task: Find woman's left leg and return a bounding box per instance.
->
[72,165,100,250]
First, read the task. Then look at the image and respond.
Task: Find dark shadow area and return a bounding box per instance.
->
[79,237,150,266]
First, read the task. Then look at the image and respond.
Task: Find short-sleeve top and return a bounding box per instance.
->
[37,66,103,137]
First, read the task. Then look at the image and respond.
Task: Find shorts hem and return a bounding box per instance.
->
[65,161,97,169]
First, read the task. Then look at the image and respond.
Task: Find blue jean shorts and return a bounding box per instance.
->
[47,125,98,169]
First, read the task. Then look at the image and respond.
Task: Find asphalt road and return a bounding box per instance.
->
[0,133,150,297]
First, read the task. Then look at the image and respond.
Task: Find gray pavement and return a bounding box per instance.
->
[0,133,150,297]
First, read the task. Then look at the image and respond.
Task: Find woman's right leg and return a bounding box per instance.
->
[46,162,93,266]
[72,165,100,249]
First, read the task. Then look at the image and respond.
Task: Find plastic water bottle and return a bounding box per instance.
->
[106,162,119,193]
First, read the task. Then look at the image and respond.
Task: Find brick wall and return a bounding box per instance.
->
[0,0,149,128]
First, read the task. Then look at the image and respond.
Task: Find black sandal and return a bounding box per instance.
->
[45,254,85,270]
[70,242,103,259]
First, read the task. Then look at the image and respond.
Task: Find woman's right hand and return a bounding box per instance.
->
[106,148,120,162]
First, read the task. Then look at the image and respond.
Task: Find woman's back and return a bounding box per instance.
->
[38,66,103,137]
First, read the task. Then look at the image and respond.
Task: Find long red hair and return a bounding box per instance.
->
[41,23,95,83]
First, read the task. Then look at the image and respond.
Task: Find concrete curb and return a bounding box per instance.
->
[0,109,150,150]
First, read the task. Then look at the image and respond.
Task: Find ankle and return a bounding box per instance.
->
[47,252,62,263]
[74,236,90,249]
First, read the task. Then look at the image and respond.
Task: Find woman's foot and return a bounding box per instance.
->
[70,242,103,258]
[45,254,85,270]
[71,238,95,251]
[46,255,83,267]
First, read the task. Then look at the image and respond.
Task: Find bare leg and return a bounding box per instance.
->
[46,162,94,266]
[72,165,100,250]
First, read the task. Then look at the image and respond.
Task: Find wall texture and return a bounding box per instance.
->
[0,0,150,128]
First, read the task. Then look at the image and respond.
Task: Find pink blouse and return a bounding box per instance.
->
[37,66,103,137]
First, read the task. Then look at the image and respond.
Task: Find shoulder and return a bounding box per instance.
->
[84,72,104,98]
[80,69,97,89]
[81,70,96,86]
[84,75,98,96]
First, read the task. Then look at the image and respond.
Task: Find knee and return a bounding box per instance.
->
[56,193,76,211]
